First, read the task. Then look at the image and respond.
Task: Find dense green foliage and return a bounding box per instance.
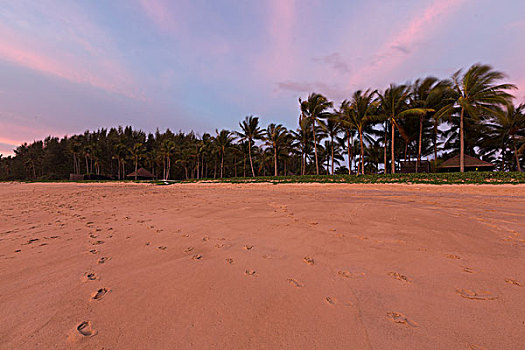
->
[1,64,523,181]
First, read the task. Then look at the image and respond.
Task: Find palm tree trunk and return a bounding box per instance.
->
[501,143,506,171]
[248,140,255,177]
[391,120,396,174]
[331,136,335,175]
[135,157,138,180]
[383,122,388,174]
[243,153,246,178]
[359,129,365,175]
[220,150,224,178]
[302,151,305,175]
[459,107,465,173]
[416,116,423,173]
[273,146,278,176]
[346,132,351,175]
[312,119,319,175]
[513,137,522,172]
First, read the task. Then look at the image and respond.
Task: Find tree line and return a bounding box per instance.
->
[1,63,524,181]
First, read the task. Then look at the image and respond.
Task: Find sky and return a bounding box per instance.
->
[1,0,524,155]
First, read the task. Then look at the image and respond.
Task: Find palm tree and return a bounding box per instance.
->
[408,77,445,172]
[378,84,423,173]
[214,129,234,178]
[291,117,313,175]
[319,115,342,174]
[161,139,176,180]
[299,93,333,175]
[335,102,357,175]
[345,89,377,175]
[435,64,516,172]
[263,123,288,176]
[236,116,262,177]
[487,104,525,172]
[129,142,145,180]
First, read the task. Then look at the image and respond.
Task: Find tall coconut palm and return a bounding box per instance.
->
[487,104,525,172]
[214,129,234,178]
[318,114,342,174]
[263,123,288,176]
[335,102,356,174]
[236,116,262,177]
[129,142,145,180]
[435,64,516,172]
[408,77,445,172]
[346,89,377,175]
[378,84,423,173]
[299,93,333,175]
[291,117,313,175]
[161,139,176,180]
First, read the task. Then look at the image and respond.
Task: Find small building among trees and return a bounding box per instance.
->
[438,154,495,172]
[127,168,155,180]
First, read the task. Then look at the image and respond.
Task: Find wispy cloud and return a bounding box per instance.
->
[138,0,178,34]
[313,53,350,74]
[256,0,297,79]
[0,3,142,99]
[347,0,469,89]
[276,80,348,100]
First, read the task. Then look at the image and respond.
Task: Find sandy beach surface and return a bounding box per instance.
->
[1,182,524,349]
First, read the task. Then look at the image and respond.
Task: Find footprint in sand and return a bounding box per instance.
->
[505,278,523,286]
[225,258,234,264]
[77,321,97,337]
[82,273,98,282]
[303,257,314,265]
[215,243,224,248]
[325,297,336,305]
[456,289,498,300]
[387,312,418,327]
[184,247,194,253]
[202,236,209,241]
[158,246,167,251]
[97,257,110,264]
[287,278,303,287]
[446,254,461,260]
[91,240,104,245]
[387,272,411,283]
[89,249,98,254]
[89,234,97,239]
[338,270,365,279]
[192,254,202,260]
[243,245,254,250]
[469,344,487,350]
[91,288,109,301]
[463,267,474,273]
[245,269,256,276]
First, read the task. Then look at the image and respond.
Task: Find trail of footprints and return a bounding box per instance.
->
[76,222,113,339]
[73,218,523,341]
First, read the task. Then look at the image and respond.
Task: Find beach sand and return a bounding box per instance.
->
[1,182,524,349]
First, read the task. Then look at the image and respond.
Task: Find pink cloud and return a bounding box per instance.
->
[0,6,142,99]
[347,0,469,89]
[256,0,297,80]
[138,0,178,33]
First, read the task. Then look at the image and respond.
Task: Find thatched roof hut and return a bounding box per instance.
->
[438,154,495,172]
[127,167,155,179]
